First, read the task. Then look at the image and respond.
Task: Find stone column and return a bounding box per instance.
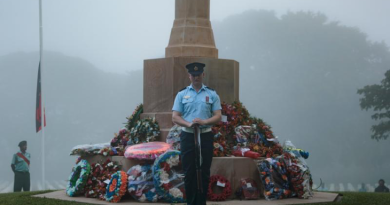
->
[166,0,218,58]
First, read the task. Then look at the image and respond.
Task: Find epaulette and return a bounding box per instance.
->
[178,87,187,92]
[205,86,215,91]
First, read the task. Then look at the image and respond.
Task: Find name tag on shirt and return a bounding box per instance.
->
[221,115,227,122]
[184,95,191,99]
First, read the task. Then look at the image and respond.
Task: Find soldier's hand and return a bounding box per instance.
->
[188,122,196,128]
[192,118,206,126]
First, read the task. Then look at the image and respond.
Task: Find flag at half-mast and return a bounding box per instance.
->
[36,62,46,132]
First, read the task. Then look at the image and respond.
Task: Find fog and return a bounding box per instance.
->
[1,0,389,73]
[1,0,389,192]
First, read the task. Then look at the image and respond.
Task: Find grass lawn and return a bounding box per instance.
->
[0,191,389,205]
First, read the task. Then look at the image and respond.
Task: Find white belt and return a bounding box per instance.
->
[182,127,212,134]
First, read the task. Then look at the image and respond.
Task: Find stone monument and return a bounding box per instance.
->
[142,0,239,141]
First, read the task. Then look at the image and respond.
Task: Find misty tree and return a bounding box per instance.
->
[358,70,390,140]
[213,10,390,179]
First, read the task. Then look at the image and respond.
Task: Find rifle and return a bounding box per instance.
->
[193,124,203,194]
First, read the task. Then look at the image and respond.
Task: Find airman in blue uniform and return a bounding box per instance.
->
[172,62,222,205]
[11,140,31,192]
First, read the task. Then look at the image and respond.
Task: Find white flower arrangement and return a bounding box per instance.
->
[160,170,170,184]
[169,187,183,198]
[166,155,180,167]
[139,194,147,202]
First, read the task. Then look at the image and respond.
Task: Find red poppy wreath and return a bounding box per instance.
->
[207,175,232,201]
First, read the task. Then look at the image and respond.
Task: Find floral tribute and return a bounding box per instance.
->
[257,158,291,200]
[212,101,283,158]
[281,141,313,199]
[99,146,125,157]
[66,159,91,197]
[212,102,250,157]
[127,164,159,202]
[105,171,128,203]
[152,150,186,203]
[125,104,143,131]
[108,104,144,155]
[70,143,110,156]
[239,178,260,200]
[166,125,182,151]
[124,142,171,160]
[207,175,232,201]
[108,104,160,156]
[128,118,160,145]
[109,128,130,156]
[84,159,120,199]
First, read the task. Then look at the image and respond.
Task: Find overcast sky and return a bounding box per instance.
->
[1,0,389,73]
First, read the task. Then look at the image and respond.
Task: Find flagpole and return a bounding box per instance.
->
[39,0,46,190]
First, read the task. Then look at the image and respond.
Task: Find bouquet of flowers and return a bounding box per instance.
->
[212,101,283,158]
[282,141,313,199]
[257,157,291,200]
[166,125,182,150]
[128,118,160,145]
[84,159,121,199]
[212,102,251,156]
[98,146,124,156]
[153,150,186,203]
[70,143,110,156]
[125,104,143,131]
[127,164,159,202]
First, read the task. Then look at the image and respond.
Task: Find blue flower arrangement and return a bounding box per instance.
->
[152,150,186,203]
[105,171,128,202]
[66,159,91,197]
[258,158,291,200]
[127,164,159,202]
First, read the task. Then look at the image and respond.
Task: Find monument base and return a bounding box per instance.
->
[82,156,262,199]
[34,190,340,204]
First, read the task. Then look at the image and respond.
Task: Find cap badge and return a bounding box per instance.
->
[194,66,198,71]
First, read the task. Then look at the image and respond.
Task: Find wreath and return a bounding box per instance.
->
[66,159,91,196]
[98,146,124,157]
[84,159,120,199]
[110,128,130,148]
[127,164,159,202]
[128,118,160,145]
[166,125,182,150]
[108,104,143,154]
[126,104,143,130]
[207,175,232,201]
[257,158,291,200]
[124,142,171,160]
[105,171,128,202]
[281,141,313,199]
[212,102,250,157]
[239,178,260,200]
[153,150,186,203]
[70,143,110,156]
[211,101,283,158]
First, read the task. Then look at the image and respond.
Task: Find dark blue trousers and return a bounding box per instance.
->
[14,171,30,192]
[180,131,214,205]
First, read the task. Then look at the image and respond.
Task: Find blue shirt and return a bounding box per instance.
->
[11,151,30,172]
[172,84,222,128]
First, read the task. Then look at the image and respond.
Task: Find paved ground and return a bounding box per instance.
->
[33,190,339,205]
